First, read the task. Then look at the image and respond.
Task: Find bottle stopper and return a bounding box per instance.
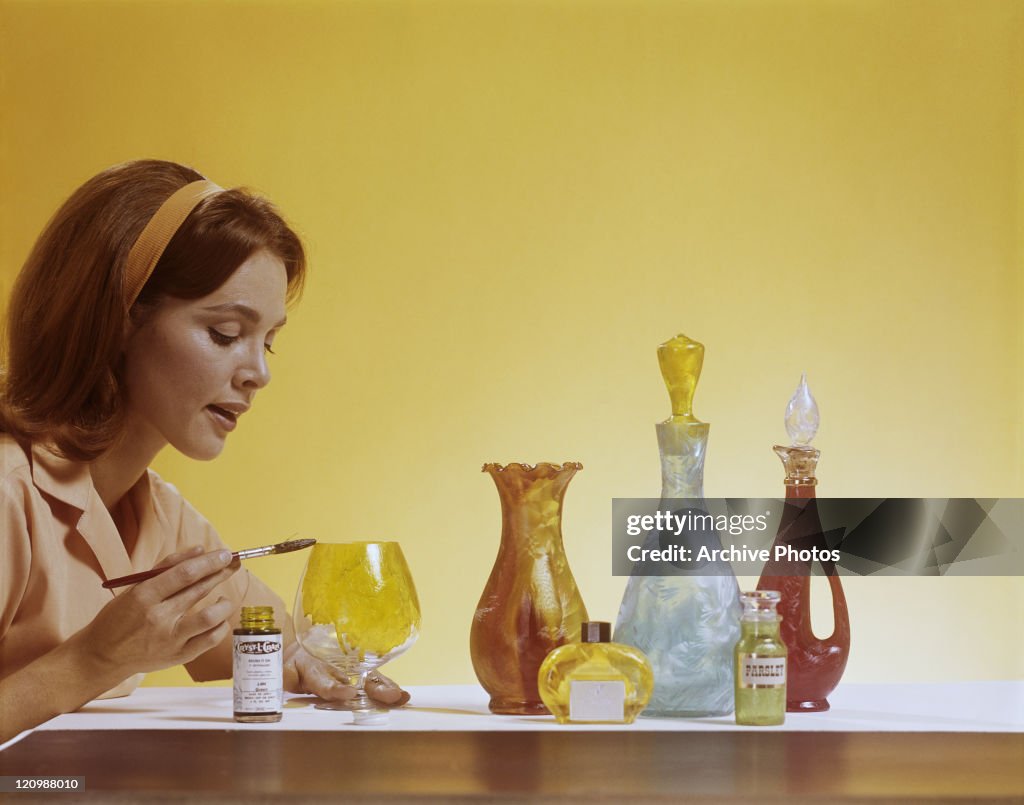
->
[775,373,821,484]
[581,621,612,643]
[657,334,705,425]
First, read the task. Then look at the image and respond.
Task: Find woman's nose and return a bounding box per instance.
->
[236,346,271,390]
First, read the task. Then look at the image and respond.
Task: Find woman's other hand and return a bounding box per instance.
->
[283,643,410,707]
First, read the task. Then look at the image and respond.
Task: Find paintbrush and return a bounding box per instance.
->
[101,538,317,589]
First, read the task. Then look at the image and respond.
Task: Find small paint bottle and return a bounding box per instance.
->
[233,605,283,723]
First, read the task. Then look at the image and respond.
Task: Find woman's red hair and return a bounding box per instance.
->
[0,159,306,461]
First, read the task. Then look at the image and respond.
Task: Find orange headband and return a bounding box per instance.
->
[124,179,223,306]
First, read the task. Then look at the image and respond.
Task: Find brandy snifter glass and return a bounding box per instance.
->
[294,541,420,713]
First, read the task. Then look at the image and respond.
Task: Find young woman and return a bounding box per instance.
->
[0,160,407,742]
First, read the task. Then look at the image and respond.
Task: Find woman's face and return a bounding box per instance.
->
[121,249,289,460]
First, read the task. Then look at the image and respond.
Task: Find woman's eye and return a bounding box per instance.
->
[264,343,276,355]
[208,328,239,346]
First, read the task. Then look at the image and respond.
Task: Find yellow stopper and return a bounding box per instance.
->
[657,334,705,423]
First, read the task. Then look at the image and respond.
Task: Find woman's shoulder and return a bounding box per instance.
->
[144,467,189,520]
[0,436,38,528]
[143,468,217,536]
[1,436,93,509]
[0,433,33,487]
[144,466,181,500]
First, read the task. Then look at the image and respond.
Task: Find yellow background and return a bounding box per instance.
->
[1,0,1021,688]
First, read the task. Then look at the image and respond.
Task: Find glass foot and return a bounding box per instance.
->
[314,700,361,711]
[314,686,381,712]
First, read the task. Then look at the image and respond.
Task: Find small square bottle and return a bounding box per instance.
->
[735,590,787,726]
[538,621,653,724]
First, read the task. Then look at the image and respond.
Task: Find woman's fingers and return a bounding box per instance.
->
[175,596,234,642]
[285,646,358,703]
[282,646,409,707]
[143,550,237,608]
[301,661,357,703]
[154,545,204,569]
[365,672,410,707]
[163,565,238,614]
[179,619,233,665]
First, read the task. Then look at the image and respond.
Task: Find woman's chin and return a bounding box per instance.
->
[175,437,226,461]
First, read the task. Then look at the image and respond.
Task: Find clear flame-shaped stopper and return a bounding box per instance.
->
[784,373,819,446]
[774,373,820,486]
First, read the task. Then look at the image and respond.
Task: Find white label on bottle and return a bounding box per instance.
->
[740,656,786,688]
[568,680,626,722]
[233,634,283,713]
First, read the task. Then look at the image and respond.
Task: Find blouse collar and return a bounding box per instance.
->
[30,442,160,584]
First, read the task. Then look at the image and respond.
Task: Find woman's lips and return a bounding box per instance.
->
[207,405,238,432]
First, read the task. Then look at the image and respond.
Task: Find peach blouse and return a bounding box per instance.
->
[0,435,288,697]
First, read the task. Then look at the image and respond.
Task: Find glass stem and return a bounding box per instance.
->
[352,670,372,711]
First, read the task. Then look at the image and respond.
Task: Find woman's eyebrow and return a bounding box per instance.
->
[202,302,287,328]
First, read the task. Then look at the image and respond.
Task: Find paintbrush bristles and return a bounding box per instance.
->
[273,538,317,554]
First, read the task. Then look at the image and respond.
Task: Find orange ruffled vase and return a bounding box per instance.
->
[471,462,590,715]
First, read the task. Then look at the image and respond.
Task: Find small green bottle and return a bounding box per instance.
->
[734,591,786,726]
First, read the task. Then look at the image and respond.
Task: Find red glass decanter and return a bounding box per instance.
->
[757,375,850,712]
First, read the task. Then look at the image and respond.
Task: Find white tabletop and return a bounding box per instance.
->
[9,681,1021,741]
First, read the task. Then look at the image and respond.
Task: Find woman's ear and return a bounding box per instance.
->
[123,314,139,342]
[124,301,153,341]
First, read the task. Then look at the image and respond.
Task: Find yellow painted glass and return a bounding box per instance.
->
[299,542,421,660]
